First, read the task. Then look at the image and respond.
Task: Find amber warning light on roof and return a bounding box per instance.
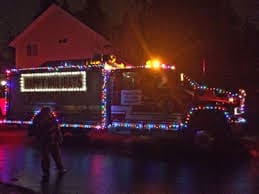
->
[145,59,175,70]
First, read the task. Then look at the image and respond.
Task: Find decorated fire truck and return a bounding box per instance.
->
[3,57,246,146]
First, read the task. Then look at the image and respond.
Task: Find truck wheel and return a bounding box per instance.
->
[187,110,230,150]
[193,129,214,151]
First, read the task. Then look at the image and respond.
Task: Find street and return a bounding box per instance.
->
[0,127,258,194]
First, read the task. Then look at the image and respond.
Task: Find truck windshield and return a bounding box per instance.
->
[114,68,177,91]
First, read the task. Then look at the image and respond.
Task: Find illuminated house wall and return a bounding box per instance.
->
[9,4,112,68]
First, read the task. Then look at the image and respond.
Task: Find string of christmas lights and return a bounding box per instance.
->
[182,73,239,96]
[110,121,183,131]
[184,105,231,125]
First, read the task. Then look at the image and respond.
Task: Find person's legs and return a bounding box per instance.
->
[50,143,65,172]
[40,144,50,180]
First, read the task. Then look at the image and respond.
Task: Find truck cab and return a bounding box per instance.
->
[109,66,192,128]
[108,62,247,148]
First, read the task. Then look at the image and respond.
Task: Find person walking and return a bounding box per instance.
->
[32,107,66,182]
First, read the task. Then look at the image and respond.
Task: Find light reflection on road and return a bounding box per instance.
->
[0,136,258,194]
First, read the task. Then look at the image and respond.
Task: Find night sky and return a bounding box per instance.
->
[0,0,130,37]
[0,0,39,39]
[1,0,256,38]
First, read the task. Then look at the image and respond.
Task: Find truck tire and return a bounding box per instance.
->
[186,110,231,150]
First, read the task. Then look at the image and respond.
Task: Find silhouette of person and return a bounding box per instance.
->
[32,107,66,182]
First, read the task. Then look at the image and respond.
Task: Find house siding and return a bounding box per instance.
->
[13,5,110,68]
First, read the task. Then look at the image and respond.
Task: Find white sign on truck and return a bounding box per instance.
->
[121,90,142,105]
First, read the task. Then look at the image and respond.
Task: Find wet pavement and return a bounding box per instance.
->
[0,128,258,194]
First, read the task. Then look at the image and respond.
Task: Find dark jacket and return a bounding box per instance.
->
[32,112,63,145]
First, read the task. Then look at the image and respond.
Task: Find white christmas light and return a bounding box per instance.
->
[20,71,86,92]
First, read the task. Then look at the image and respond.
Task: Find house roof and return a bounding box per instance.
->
[40,59,87,67]
[9,4,110,47]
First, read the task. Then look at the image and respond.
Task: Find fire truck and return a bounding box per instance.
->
[3,57,247,147]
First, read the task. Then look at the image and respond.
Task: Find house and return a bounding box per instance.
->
[9,4,112,68]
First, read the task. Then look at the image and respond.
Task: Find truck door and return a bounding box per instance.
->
[110,68,185,123]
